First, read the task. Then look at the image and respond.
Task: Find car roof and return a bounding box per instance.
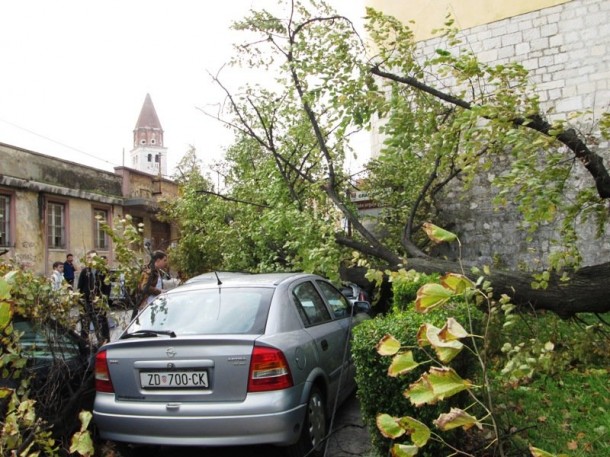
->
[183,271,251,284]
[177,272,319,291]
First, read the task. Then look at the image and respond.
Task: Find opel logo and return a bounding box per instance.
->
[166,347,177,358]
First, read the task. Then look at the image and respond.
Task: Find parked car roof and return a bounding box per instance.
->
[182,270,252,285]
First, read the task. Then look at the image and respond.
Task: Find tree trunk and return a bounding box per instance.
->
[341,255,610,318]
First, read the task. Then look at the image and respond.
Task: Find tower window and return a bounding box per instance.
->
[140,139,146,144]
[155,154,160,163]
[151,139,156,144]
[147,154,152,162]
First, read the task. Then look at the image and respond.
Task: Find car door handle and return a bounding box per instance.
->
[320,339,329,351]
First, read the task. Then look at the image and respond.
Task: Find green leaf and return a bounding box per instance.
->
[376,413,406,439]
[432,344,464,364]
[419,323,464,363]
[404,376,437,406]
[0,387,13,399]
[0,301,12,332]
[78,410,93,431]
[391,443,419,456]
[438,318,469,341]
[0,278,11,300]
[377,334,402,356]
[433,407,482,431]
[397,416,431,447]
[529,446,560,457]
[427,367,473,400]
[422,222,457,244]
[414,284,453,313]
[388,351,420,377]
[440,273,473,293]
[69,430,94,456]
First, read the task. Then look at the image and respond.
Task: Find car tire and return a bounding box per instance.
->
[285,386,327,457]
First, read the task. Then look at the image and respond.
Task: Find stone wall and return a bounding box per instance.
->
[414,0,610,269]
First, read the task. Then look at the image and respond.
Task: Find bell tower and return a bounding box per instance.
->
[130,93,168,175]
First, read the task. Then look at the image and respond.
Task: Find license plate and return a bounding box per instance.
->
[140,370,209,389]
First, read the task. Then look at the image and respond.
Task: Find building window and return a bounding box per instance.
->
[94,209,109,250]
[47,202,65,249]
[0,194,11,247]
[151,139,156,144]
[128,215,144,231]
[155,154,160,163]
[147,154,152,162]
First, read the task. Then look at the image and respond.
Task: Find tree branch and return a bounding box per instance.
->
[371,65,610,198]
[196,189,269,208]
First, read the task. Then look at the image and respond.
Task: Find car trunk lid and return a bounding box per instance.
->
[103,336,256,402]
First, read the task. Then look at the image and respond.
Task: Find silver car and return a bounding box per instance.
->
[93,272,369,456]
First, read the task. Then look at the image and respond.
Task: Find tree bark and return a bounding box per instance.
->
[336,242,610,317]
[405,257,610,318]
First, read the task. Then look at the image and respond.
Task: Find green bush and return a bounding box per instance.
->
[352,302,483,456]
[388,271,440,312]
[487,310,610,375]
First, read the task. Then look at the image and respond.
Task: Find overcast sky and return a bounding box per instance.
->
[0,0,366,177]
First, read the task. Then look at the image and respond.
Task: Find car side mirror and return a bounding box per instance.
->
[353,301,371,315]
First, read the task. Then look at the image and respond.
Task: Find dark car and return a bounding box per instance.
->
[93,272,370,457]
[2,317,95,437]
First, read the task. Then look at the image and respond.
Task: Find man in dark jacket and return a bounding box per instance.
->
[78,249,110,341]
[63,253,77,288]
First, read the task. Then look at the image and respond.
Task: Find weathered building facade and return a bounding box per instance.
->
[0,94,179,275]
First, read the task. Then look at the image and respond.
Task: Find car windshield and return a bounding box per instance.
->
[128,287,274,335]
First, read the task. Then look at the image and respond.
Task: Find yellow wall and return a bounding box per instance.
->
[366,0,570,40]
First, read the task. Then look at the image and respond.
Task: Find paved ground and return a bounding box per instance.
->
[324,393,373,457]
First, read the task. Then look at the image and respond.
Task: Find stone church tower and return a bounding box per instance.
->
[130,93,168,176]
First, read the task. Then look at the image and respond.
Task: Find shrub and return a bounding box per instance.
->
[387,270,440,312]
[352,302,483,456]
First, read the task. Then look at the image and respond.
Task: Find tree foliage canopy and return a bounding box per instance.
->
[166,0,610,317]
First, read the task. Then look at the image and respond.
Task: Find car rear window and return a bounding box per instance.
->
[129,287,274,335]
[13,319,82,363]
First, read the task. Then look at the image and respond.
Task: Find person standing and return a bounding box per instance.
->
[50,261,65,290]
[135,250,168,317]
[63,253,77,288]
[77,249,110,342]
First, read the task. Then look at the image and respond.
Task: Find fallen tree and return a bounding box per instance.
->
[168,0,610,317]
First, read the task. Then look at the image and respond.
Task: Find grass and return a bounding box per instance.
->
[494,369,609,456]
[484,310,610,457]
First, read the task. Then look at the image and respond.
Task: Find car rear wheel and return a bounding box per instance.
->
[285,386,327,457]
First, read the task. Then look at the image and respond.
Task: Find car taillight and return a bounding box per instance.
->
[247,346,293,392]
[95,350,114,393]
